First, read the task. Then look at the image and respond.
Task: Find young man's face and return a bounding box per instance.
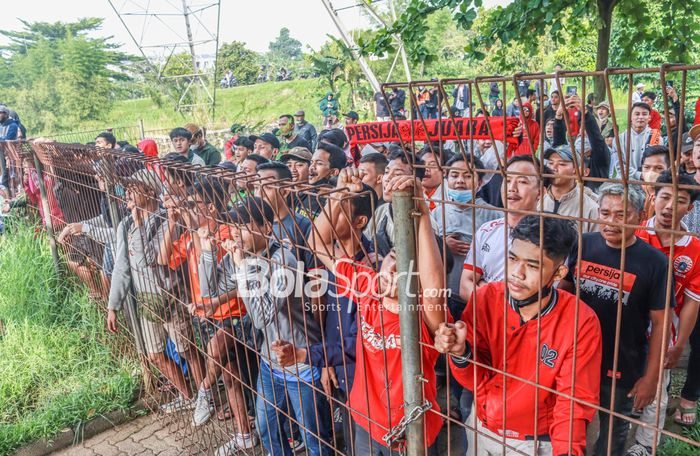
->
[255,169,287,209]
[190,192,215,228]
[447,160,478,191]
[550,93,560,107]
[382,158,413,202]
[654,187,693,230]
[667,111,677,129]
[681,150,696,172]
[502,161,540,212]
[631,106,650,131]
[95,137,113,149]
[421,152,442,190]
[125,184,153,210]
[642,96,654,108]
[597,107,609,119]
[692,138,700,169]
[238,159,258,191]
[231,221,268,253]
[478,139,493,154]
[278,117,294,137]
[235,145,251,162]
[344,117,357,126]
[641,155,668,177]
[286,159,310,183]
[358,162,383,190]
[294,115,305,126]
[599,194,640,247]
[547,153,576,186]
[378,250,398,298]
[309,149,335,184]
[171,136,191,154]
[506,238,565,301]
[545,120,554,138]
[254,140,276,159]
[0,112,7,122]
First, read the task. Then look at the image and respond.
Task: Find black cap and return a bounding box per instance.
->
[256,132,280,149]
[218,160,237,171]
[681,132,695,154]
[343,111,359,121]
[226,197,274,226]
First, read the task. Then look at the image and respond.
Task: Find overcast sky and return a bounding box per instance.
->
[0,0,509,56]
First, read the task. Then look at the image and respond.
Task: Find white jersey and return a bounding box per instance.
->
[463,217,512,283]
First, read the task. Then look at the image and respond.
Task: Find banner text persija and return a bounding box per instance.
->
[345,117,520,147]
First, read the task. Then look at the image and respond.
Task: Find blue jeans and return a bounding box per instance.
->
[256,361,331,456]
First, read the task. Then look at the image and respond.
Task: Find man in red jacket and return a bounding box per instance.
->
[435,215,602,456]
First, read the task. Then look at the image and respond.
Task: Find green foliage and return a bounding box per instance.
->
[217,41,260,84]
[268,27,303,61]
[0,18,137,134]
[0,219,139,454]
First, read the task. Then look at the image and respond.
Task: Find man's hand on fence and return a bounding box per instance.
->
[434,321,468,357]
[197,227,213,252]
[57,223,82,243]
[336,167,364,193]
[107,309,118,333]
[222,239,245,266]
[271,340,306,367]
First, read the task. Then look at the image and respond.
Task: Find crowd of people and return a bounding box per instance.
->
[1,73,700,456]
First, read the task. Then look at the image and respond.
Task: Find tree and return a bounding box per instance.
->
[364,0,700,99]
[0,18,136,133]
[217,41,259,84]
[268,27,303,61]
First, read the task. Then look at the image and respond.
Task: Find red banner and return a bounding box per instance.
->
[345,117,520,147]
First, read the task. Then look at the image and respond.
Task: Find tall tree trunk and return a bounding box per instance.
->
[594,0,616,102]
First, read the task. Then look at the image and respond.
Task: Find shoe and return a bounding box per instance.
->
[288,436,305,452]
[159,394,196,414]
[624,443,652,456]
[215,432,260,455]
[192,388,214,426]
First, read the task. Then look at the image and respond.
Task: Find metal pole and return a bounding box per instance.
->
[30,148,61,273]
[392,190,425,454]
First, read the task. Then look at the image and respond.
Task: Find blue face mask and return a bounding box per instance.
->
[114,184,125,197]
[448,189,473,204]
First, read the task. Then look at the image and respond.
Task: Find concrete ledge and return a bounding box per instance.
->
[13,401,149,456]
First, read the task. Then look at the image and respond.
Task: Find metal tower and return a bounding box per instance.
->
[107,0,222,120]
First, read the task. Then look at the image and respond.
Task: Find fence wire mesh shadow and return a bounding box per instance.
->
[1,64,699,456]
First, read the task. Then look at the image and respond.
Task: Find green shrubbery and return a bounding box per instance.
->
[0,219,139,454]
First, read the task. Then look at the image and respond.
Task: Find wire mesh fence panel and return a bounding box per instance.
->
[2,64,699,456]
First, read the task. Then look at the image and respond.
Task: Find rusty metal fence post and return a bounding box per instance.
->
[28,145,61,273]
[392,190,425,455]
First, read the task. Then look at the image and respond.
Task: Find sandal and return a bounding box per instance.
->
[217,405,232,421]
[673,405,697,427]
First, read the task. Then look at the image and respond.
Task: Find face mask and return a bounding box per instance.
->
[448,189,473,204]
[642,170,660,184]
[114,184,125,197]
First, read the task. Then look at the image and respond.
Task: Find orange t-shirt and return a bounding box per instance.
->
[169,224,245,320]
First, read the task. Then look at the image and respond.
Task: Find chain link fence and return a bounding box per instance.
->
[1,65,699,456]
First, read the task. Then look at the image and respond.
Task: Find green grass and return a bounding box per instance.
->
[0,218,140,455]
[59,78,333,136]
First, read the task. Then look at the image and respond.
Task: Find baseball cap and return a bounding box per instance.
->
[256,132,280,149]
[218,160,238,171]
[544,144,589,166]
[280,147,312,164]
[0,106,8,113]
[681,132,694,154]
[226,196,274,226]
[122,169,163,196]
[361,144,380,157]
[595,101,610,111]
[343,111,359,121]
[689,124,700,142]
[294,110,305,117]
[636,83,645,89]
